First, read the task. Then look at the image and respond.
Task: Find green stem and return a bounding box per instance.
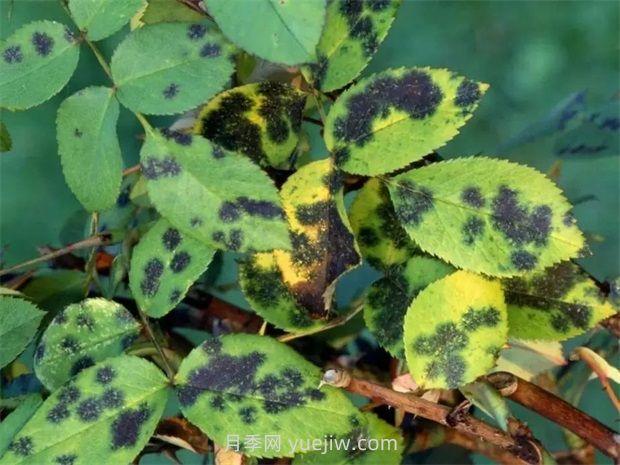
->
[138,310,176,380]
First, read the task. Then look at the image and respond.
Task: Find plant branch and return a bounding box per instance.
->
[122,164,141,177]
[0,235,111,277]
[322,371,541,464]
[486,371,619,459]
[277,303,363,342]
[138,310,176,380]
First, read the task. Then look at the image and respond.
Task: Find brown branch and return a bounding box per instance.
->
[486,372,619,459]
[122,164,141,177]
[0,234,111,277]
[322,371,542,464]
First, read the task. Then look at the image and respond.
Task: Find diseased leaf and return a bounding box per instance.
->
[388,158,586,277]
[554,98,619,158]
[0,21,80,110]
[0,298,45,369]
[194,82,306,169]
[404,271,508,389]
[208,0,326,65]
[324,67,488,175]
[68,0,145,41]
[349,178,417,270]
[174,334,366,458]
[111,22,234,115]
[275,159,360,315]
[141,130,291,252]
[239,253,325,332]
[292,411,403,465]
[34,299,141,391]
[129,218,216,318]
[504,262,615,340]
[0,356,168,465]
[494,339,565,381]
[364,256,453,359]
[302,0,401,92]
[57,86,122,212]
[461,381,511,432]
[0,121,11,152]
[0,395,42,458]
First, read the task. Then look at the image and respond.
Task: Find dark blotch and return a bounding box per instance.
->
[101,388,125,409]
[77,397,102,422]
[3,45,22,64]
[76,314,94,330]
[461,187,485,208]
[162,83,179,99]
[47,403,70,423]
[461,306,501,331]
[170,289,182,303]
[161,128,192,146]
[200,43,221,57]
[95,366,115,385]
[187,23,207,40]
[162,228,182,251]
[9,437,33,456]
[455,79,481,108]
[219,201,241,222]
[170,251,191,273]
[55,454,77,465]
[239,406,257,424]
[141,156,181,180]
[462,216,485,245]
[511,250,538,271]
[59,385,81,404]
[111,403,151,450]
[61,336,80,354]
[141,258,164,297]
[210,395,226,410]
[394,180,434,226]
[32,32,54,56]
[295,201,329,225]
[236,196,284,219]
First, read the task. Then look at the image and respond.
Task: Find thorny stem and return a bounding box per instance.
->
[486,371,619,459]
[138,310,176,381]
[0,235,111,277]
[277,302,363,342]
[322,371,541,464]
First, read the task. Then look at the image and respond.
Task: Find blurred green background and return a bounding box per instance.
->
[1,1,618,464]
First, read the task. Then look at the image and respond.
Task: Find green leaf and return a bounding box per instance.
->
[134,0,204,26]
[175,334,366,458]
[388,158,586,277]
[34,299,141,391]
[349,178,417,270]
[68,0,145,41]
[364,255,453,359]
[292,411,403,465]
[0,121,11,152]
[0,298,45,369]
[404,271,508,389]
[129,218,216,318]
[0,21,80,110]
[239,253,325,332]
[495,339,565,381]
[57,86,122,212]
[111,22,234,115]
[141,130,291,253]
[194,82,307,169]
[0,356,168,465]
[208,0,326,65]
[0,395,42,458]
[324,67,488,175]
[504,261,615,340]
[461,381,511,432]
[271,159,360,315]
[21,271,85,313]
[302,0,401,92]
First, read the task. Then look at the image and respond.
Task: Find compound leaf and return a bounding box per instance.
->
[388,157,586,277]
[324,67,488,175]
[292,411,403,465]
[174,334,366,458]
[68,0,145,41]
[57,86,122,212]
[0,356,168,465]
[239,253,325,332]
[274,159,360,315]
[129,218,216,318]
[404,271,508,389]
[208,0,326,65]
[349,178,417,270]
[111,22,234,115]
[0,21,79,110]
[34,299,141,391]
[194,81,306,169]
[0,298,45,369]
[504,261,615,340]
[141,130,291,253]
[302,0,401,92]
[364,255,453,359]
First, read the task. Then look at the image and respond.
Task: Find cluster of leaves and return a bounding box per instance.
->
[0,1,617,464]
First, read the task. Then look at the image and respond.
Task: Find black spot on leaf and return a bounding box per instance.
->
[54,309,68,324]
[73,128,82,138]
[461,306,501,331]
[141,258,164,297]
[462,216,485,245]
[358,226,380,246]
[47,403,70,423]
[461,186,485,208]
[9,437,33,456]
[212,145,225,159]
[190,216,203,227]
[236,196,284,219]
[55,455,77,465]
[32,32,54,56]
[170,289,182,303]
[187,23,207,40]
[3,45,22,64]
[161,128,192,146]
[121,333,138,350]
[202,338,223,354]
[95,366,115,385]
[34,343,45,361]
[200,43,221,57]
[295,201,329,225]
[511,250,538,271]
[455,79,481,109]
[219,201,241,222]
[111,403,151,450]
[239,406,257,424]
[170,251,191,273]
[210,395,226,410]
[76,313,94,330]
[61,336,80,354]
[101,388,125,409]
[162,228,182,251]
[394,180,434,226]
[77,397,101,422]
[59,385,81,404]
[141,156,181,180]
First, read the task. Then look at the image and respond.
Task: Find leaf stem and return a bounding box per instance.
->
[486,371,619,459]
[0,235,110,277]
[278,302,363,343]
[138,310,176,381]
